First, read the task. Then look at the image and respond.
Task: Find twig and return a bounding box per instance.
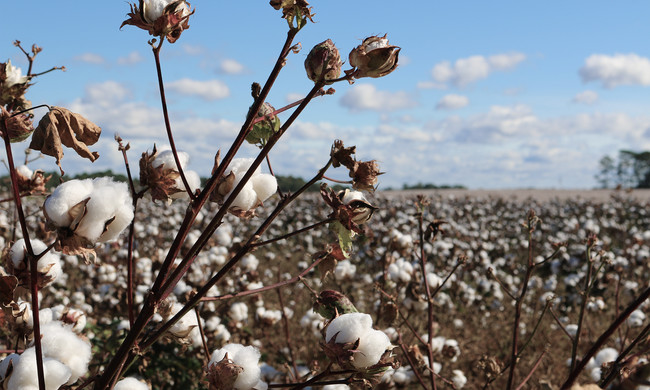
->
[560,285,650,389]
[570,235,597,373]
[194,306,211,364]
[251,218,334,248]
[276,287,299,379]
[515,347,548,390]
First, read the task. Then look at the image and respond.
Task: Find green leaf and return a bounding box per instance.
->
[330,221,353,258]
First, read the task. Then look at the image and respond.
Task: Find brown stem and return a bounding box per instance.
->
[397,331,430,390]
[251,218,333,248]
[506,211,538,390]
[152,41,196,200]
[600,319,650,387]
[200,254,326,302]
[570,238,596,373]
[416,202,437,390]
[194,306,211,364]
[515,347,548,390]
[322,175,352,185]
[117,137,138,328]
[560,286,650,390]
[276,287,299,378]
[1,115,46,390]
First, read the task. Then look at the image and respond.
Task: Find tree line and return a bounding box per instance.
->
[596,150,650,189]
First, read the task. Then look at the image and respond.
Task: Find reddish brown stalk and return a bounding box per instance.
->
[416,201,437,390]
[251,218,334,248]
[200,254,327,302]
[194,306,211,363]
[600,320,650,387]
[560,286,650,390]
[515,347,548,390]
[506,211,538,390]
[276,287,299,378]
[1,117,46,390]
[151,40,195,200]
[397,332,430,390]
[322,175,352,185]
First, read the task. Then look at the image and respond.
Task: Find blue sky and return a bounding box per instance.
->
[3,1,650,189]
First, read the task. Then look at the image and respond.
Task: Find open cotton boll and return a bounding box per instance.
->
[7,347,71,390]
[251,174,277,203]
[326,312,391,368]
[43,179,95,228]
[627,310,646,328]
[451,370,467,389]
[77,178,133,242]
[152,150,201,199]
[44,178,134,243]
[165,302,198,338]
[37,321,91,384]
[9,238,49,268]
[210,343,262,390]
[9,239,62,286]
[114,377,150,390]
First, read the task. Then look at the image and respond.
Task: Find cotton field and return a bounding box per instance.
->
[0,188,648,389]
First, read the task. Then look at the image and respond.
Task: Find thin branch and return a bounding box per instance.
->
[515,347,548,390]
[251,218,334,248]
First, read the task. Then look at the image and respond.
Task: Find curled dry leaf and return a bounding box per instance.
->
[0,275,18,306]
[29,106,101,173]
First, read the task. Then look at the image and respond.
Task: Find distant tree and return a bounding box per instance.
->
[595,150,650,189]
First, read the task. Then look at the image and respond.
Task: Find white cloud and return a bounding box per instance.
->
[74,53,105,65]
[285,92,304,103]
[580,53,650,88]
[572,90,599,105]
[166,78,230,100]
[117,51,144,65]
[83,81,132,104]
[219,59,244,74]
[340,84,416,112]
[430,52,526,87]
[436,94,469,110]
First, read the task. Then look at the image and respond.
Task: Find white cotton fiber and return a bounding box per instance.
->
[44,178,134,243]
[210,343,262,390]
[326,313,391,368]
[37,321,91,384]
[114,376,149,390]
[165,302,198,338]
[9,239,62,286]
[229,302,248,323]
[251,174,277,203]
[7,347,71,390]
[43,179,95,228]
[16,165,33,179]
[224,158,276,211]
[152,150,201,199]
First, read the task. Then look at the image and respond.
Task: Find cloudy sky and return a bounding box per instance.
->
[3,1,650,189]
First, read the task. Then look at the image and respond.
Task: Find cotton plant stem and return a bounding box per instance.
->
[117,138,138,327]
[397,332,430,390]
[570,239,596,374]
[515,347,548,390]
[416,203,437,390]
[560,285,650,390]
[276,287,300,379]
[0,118,46,390]
[251,218,334,248]
[151,41,195,200]
[600,320,650,387]
[194,306,211,363]
[95,29,301,390]
[505,212,537,390]
[200,253,327,302]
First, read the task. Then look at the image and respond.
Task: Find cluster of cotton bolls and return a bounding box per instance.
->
[325,312,392,369]
[9,238,62,287]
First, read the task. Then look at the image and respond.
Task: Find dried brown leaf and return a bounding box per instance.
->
[29,107,101,172]
[0,275,18,306]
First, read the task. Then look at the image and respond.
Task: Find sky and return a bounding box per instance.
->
[3,1,650,189]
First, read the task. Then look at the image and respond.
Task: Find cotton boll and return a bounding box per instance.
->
[451,370,467,389]
[251,174,277,203]
[81,178,134,242]
[627,310,646,328]
[7,347,71,390]
[229,302,249,323]
[114,377,150,390]
[16,165,33,179]
[210,343,262,390]
[334,260,356,280]
[165,302,199,339]
[43,179,94,228]
[595,347,618,367]
[37,321,91,384]
[240,254,259,272]
[326,313,391,369]
[230,184,258,211]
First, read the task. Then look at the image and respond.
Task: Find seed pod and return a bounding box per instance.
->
[349,34,400,78]
[305,39,342,84]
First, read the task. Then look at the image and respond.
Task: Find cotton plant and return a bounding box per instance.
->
[114,377,150,390]
[43,177,134,258]
[8,238,62,288]
[207,343,266,390]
